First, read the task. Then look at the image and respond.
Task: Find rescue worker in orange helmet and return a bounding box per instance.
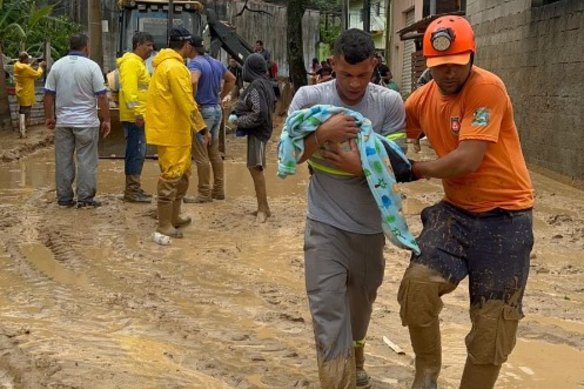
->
[399,15,534,389]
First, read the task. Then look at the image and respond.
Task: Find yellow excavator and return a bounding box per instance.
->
[100,0,254,158]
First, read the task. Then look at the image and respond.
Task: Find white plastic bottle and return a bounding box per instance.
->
[152,232,171,246]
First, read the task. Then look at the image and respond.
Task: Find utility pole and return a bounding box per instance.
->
[168,0,175,44]
[88,0,103,68]
[363,0,371,33]
[342,0,349,31]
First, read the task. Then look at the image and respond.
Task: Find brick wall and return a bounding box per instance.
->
[467,0,584,185]
[9,86,45,128]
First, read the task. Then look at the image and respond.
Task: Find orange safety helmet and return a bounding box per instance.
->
[423,15,475,68]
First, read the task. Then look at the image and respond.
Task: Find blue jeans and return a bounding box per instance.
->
[192,105,224,196]
[123,121,146,176]
[195,105,222,144]
[55,126,99,203]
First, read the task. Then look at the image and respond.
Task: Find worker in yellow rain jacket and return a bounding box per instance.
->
[145,26,207,239]
[117,32,154,203]
[14,51,46,138]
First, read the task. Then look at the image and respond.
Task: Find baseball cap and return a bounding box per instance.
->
[189,35,207,53]
[168,26,192,42]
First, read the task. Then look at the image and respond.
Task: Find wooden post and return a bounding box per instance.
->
[363,0,371,33]
[88,0,103,68]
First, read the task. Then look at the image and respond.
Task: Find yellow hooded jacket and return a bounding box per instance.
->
[145,49,206,147]
[14,62,44,107]
[117,52,150,122]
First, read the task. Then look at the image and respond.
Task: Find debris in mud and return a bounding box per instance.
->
[547,214,573,225]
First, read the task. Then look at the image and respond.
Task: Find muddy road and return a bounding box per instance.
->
[0,126,583,389]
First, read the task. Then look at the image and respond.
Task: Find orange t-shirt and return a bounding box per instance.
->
[406,66,534,212]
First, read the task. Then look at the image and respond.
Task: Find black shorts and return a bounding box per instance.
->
[19,106,32,115]
[413,201,534,309]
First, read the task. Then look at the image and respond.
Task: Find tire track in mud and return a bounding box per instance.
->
[2,189,321,387]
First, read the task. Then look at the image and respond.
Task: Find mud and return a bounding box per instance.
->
[0,127,582,389]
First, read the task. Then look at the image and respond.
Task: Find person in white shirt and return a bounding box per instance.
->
[44,33,111,208]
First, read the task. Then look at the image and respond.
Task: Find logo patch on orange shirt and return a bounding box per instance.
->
[450,116,461,136]
[472,107,490,126]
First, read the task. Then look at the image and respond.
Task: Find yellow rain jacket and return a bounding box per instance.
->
[145,49,206,147]
[117,52,150,122]
[14,62,44,107]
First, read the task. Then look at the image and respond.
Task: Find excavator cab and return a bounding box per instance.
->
[101,1,206,158]
[118,1,205,61]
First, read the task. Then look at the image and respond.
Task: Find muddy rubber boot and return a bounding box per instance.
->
[156,201,183,238]
[19,114,27,138]
[157,177,183,238]
[172,200,192,228]
[409,320,441,389]
[210,147,225,200]
[124,175,151,203]
[459,357,501,389]
[355,346,371,388]
[188,159,212,203]
[183,194,212,203]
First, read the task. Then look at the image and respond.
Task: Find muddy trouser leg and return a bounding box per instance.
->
[123,121,147,196]
[74,126,99,203]
[192,106,221,199]
[172,166,192,228]
[304,218,384,389]
[207,107,224,198]
[398,202,533,389]
[192,132,211,198]
[398,202,469,389]
[54,127,76,204]
[461,208,533,389]
[348,226,385,385]
[157,145,190,237]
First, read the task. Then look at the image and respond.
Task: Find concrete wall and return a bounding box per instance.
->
[225,1,320,77]
[92,1,319,77]
[467,0,584,185]
[387,0,424,92]
[9,87,45,129]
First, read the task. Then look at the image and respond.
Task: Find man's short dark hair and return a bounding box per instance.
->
[168,40,188,50]
[70,33,89,51]
[256,40,263,46]
[334,29,375,65]
[132,32,154,50]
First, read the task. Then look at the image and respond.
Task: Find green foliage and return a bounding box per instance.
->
[308,0,342,13]
[320,21,341,50]
[0,0,80,59]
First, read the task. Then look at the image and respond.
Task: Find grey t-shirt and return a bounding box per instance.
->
[288,79,406,234]
[44,53,106,128]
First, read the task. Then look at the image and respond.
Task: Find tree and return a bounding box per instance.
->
[0,0,77,130]
[287,0,309,91]
[0,0,21,130]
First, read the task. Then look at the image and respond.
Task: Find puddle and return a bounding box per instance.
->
[19,243,90,288]
[0,149,309,200]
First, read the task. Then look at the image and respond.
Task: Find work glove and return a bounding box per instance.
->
[382,142,419,183]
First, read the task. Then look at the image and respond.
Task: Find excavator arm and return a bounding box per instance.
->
[205,8,253,65]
